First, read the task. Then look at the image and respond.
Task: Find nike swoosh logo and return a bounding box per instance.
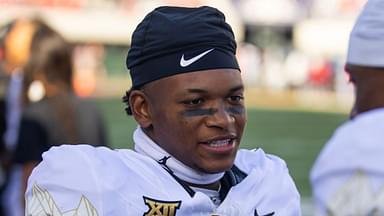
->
[180,48,215,67]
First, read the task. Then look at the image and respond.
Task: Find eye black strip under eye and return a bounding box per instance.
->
[182,108,217,117]
[226,107,244,115]
[181,106,244,117]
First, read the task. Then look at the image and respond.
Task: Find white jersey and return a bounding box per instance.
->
[311,108,384,216]
[26,145,301,216]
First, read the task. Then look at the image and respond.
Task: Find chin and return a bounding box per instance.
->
[201,160,235,174]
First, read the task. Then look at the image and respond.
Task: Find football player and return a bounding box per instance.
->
[311,0,384,215]
[25,6,301,216]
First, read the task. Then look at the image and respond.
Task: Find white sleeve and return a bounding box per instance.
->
[25,145,104,216]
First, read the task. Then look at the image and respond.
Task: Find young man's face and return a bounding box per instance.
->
[142,69,246,173]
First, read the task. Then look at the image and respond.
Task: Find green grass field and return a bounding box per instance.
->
[97,97,348,197]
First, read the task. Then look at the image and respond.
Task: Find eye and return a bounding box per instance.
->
[182,98,204,106]
[228,95,244,103]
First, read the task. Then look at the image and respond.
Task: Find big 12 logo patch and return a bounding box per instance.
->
[143,196,181,216]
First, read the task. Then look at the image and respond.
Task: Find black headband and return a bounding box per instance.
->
[126,6,240,88]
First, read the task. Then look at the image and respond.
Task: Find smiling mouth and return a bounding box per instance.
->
[205,138,234,147]
[200,137,237,152]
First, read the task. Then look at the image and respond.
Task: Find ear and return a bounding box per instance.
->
[129,90,152,128]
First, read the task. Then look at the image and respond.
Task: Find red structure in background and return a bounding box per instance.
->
[308,60,333,88]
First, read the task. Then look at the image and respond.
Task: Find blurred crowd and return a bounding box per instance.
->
[0,18,109,216]
[0,0,366,97]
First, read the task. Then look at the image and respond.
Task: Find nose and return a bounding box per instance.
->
[205,103,235,129]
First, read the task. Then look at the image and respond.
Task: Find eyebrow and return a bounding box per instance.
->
[228,85,244,92]
[186,85,244,94]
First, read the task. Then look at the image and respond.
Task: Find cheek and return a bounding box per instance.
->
[235,113,247,132]
[178,110,205,126]
[164,115,197,138]
[168,119,202,160]
[177,117,202,139]
[176,117,207,149]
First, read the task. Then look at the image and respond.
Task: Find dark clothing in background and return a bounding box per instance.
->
[0,68,9,216]
[0,99,7,216]
[14,93,107,164]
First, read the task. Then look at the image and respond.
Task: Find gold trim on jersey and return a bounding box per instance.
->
[26,184,99,216]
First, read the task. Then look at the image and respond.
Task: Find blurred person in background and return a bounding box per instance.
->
[0,23,8,216]
[0,18,39,216]
[0,127,6,216]
[311,0,384,215]
[22,6,300,216]
[0,60,7,216]
[12,20,108,213]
